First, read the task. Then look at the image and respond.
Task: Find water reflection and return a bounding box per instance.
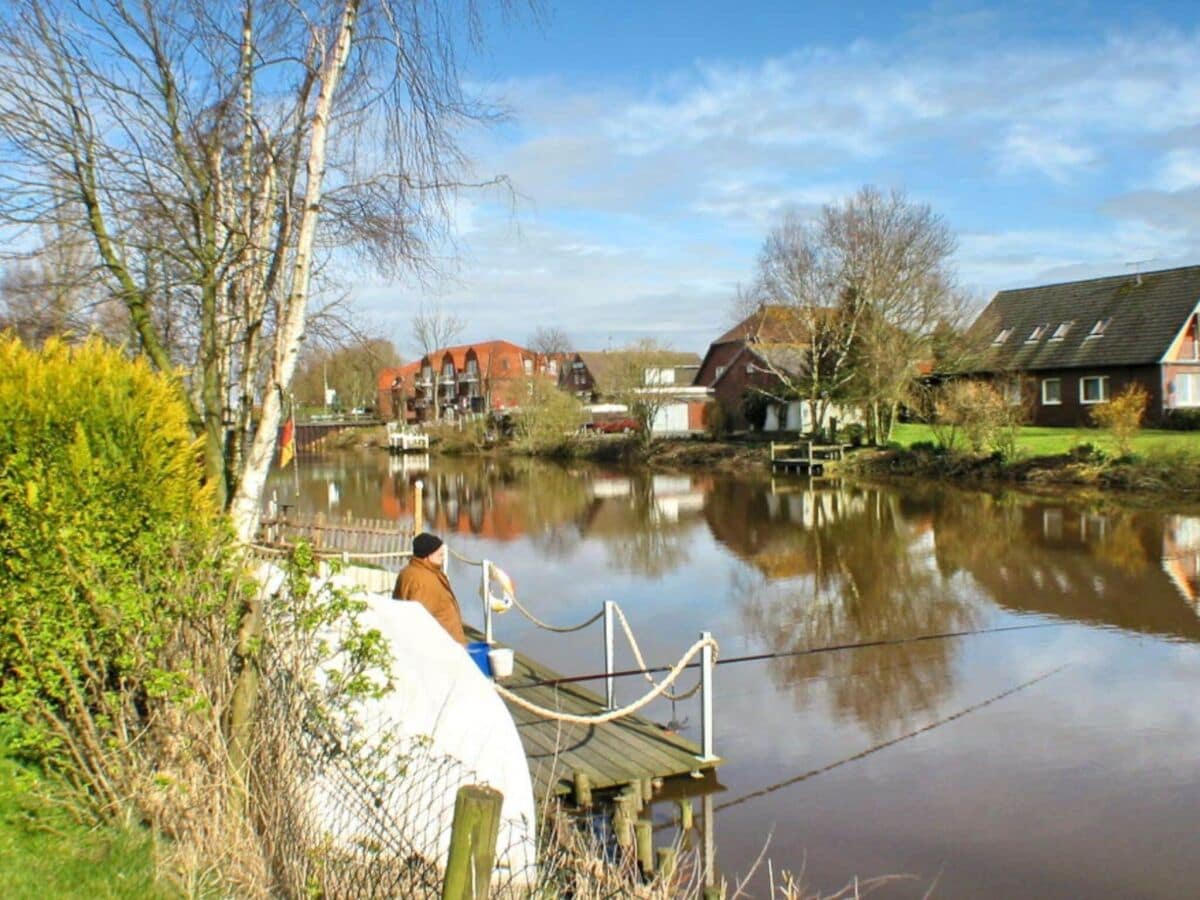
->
[270,453,1200,897]
[710,481,981,738]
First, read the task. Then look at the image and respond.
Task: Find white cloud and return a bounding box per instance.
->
[1153,149,1200,192]
[998,126,1098,182]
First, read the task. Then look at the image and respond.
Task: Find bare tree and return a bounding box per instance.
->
[528,325,572,356]
[746,212,863,432]
[411,301,465,420]
[607,339,685,447]
[828,187,967,443]
[742,187,965,443]
[0,0,515,539]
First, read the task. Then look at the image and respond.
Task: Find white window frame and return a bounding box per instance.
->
[1003,376,1022,406]
[1026,324,1047,342]
[1175,373,1200,407]
[1041,378,1062,406]
[1086,318,1110,339]
[1079,375,1109,405]
[1050,321,1073,341]
[714,364,727,380]
[993,327,1013,345]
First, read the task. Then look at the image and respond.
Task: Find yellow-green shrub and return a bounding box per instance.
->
[0,336,234,778]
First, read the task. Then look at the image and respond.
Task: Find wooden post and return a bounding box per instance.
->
[573,771,592,808]
[622,783,643,815]
[656,847,677,881]
[677,798,694,831]
[613,796,634,850]
[441,785,503,900]
[640,777,653,804]
[414,479,424,535]
[635,820,654,875]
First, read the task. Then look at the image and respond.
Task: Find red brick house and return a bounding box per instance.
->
[965,265,1200,426]
[376,340,563,423]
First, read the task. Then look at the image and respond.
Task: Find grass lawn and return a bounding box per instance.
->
[890,423,1200,458]
[0,737,170,899]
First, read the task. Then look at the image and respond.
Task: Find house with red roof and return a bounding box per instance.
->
[376,340,564,422]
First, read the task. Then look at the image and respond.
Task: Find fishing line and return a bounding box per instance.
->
[505,620,1064,691]
[712,663,1069,813]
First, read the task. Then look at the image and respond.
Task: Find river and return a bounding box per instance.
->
[268,449,1200,898]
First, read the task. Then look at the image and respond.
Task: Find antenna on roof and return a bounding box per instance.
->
[1126,259,1153,287]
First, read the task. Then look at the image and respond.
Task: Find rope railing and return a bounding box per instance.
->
[612,604,704,702]
[493,635,719,726]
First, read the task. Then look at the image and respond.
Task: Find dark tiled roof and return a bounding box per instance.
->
[713,305,824,345]
[969,265,1200,372]
[576,350,702,393]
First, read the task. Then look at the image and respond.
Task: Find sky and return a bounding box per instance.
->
[355,0,1200,358]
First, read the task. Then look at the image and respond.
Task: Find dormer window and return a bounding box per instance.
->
[993,327,1013,345]
[1087,318,1111,339]
[1050,321,1073,341]
[1026,324,1047,342]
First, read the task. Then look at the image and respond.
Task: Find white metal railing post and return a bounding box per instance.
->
[699,630,716,762]
[483,560,494,645]
[603,601,616,710]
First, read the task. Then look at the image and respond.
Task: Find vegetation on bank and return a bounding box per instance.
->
[0,727,168,899]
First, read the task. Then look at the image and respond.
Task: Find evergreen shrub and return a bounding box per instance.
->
[0,336,236,780]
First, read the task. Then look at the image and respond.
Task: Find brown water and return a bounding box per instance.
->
[269,450,1200,898]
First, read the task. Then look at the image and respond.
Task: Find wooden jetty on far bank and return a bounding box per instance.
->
[769,440,849,475]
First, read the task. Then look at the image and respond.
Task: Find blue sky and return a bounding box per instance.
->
[357,0,1200,357]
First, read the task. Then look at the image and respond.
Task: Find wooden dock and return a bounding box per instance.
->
[257,515,412,560]
[769,440,849,475]
[470,627,721,802]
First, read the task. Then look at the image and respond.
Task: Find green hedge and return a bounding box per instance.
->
[0,336,231,764]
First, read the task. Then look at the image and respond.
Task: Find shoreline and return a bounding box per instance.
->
[342,424,1200,501]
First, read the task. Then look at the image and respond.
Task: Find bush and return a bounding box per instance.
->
[0,336,237,790]
[704,399,727,438]
[929,380,1025,455]
[844,422,866,447]
[741,390,772,431]
[1162,408,1200,431]
[1089,384,1148,456]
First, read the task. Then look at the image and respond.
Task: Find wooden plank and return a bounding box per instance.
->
[471,628,720,799]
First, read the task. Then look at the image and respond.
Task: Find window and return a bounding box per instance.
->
[1050,321,1073,341]
[1003,377,1022,406]
[714,364,727,380]
[1087,318,1110,339]
[1026,324,1047,342]
[1175,373,1200,407]
[523,358,533,375]
[442,361,455,378]
[993,327,1013,345]
[1079,375,1109,404]
[1041,378,1062,405]
[548,359,557,375]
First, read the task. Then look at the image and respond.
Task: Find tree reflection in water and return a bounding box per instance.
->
[709,481,982,740]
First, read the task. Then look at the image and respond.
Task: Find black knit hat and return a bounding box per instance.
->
[412,532,443,559]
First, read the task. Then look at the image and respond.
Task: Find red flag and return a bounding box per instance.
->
[278,416,295,468]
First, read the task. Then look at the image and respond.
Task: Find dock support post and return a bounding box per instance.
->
[483,560,493,645]
[698,630,716,762]
[678,798,694,831]
[604,600,616,710]
[573,771,592,808]
[702,793,716,895]
[614,796,634,850]
[635,820,654,875]
[441,784,502,900]
[414,479,424,536]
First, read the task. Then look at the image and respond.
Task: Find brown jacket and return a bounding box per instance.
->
[393,557,467,644]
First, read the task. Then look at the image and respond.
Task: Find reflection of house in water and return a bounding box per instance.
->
[935,499,1200,642]
[1162,515,1200,607]
[578,474,708,534]
[387,453,430,478]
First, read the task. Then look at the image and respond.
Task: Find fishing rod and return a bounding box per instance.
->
[505,620,1064,691]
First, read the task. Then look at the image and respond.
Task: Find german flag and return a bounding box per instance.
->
[278,415,295,468]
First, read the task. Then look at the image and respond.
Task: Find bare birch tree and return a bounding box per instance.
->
[0,0,513,540]
[411,300,465,419]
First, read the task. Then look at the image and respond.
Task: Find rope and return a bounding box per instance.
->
[447,547,484,567]
[612,604,703,702]
[493,636,719,726]
[509,595,605,634]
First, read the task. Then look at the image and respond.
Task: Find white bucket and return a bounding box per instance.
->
[488,647,514,679]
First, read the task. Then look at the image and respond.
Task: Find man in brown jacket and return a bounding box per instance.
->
[393,532,467,644]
